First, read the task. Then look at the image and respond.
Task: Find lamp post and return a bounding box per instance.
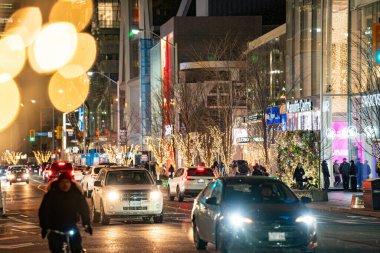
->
[87,71,120,151]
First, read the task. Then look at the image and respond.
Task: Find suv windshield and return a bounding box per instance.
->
[224,180,298,204]
[11,168,27,174]
[106,170,153,185]
[187,168,214,177]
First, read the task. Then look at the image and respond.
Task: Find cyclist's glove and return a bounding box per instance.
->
[84,225,93,235]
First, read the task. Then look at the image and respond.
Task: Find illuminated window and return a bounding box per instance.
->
[98,0,120,28]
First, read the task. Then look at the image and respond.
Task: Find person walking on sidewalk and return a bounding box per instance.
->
[355,159,363,189]
[293,163,305,189]
[339,158,350,191]
[322,160,330,191]
[333,160,341,187]
[350,160,358,192]
[363,160,371,180]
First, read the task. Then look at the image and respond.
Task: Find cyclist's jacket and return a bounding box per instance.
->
[39,180,90,231]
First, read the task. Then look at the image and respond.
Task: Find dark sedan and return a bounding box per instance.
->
[191,176,317,253]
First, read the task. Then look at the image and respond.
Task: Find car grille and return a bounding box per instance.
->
[123,206,148,211]
[121,191,149,201]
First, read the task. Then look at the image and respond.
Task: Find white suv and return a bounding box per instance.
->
[168,167,215,202]
[91,167,163,225]
[81,165,107,198]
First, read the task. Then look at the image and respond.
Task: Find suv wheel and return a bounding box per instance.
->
[100,201,110,225]
[193,222,207,250]
[168,187,174,201]
[91,201,100,223]
[153,213,163,223]
[176,186,184,202]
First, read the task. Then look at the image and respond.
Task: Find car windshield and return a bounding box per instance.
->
[93,167,104,174]
[11,168,27,174]
[106,170,153,185]
[187,168,214,177]
[224,180,298,204]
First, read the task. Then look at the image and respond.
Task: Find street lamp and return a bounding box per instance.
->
[87,71,121,151]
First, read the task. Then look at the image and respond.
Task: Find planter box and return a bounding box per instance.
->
[293,189,328,202]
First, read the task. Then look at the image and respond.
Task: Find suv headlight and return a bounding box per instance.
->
[150,191,162,201]
[107,191,120,201]
[227,213,253,228]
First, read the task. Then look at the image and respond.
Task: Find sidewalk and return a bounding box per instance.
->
[306,191,380,218]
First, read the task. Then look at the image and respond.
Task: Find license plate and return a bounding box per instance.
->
[129,201,141,207]
[17,178,22,181]
[268,232,286,241]
[198,179,205,183]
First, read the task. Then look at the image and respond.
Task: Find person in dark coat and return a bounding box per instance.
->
[355,159,363,188]
[39,172,92,253]
[350,160,358,192]
[293,163,305,189]
[339,158,350,191]
[252,163,263,176]
[168,164,175,178]
[322,160,330,190]
[362,160,371,180]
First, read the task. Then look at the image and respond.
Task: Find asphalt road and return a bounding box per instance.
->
[1,177,380,253]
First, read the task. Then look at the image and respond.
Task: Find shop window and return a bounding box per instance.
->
[98,0,120,28]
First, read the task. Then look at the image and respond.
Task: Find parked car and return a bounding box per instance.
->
[43,162,73,182]
[91,167,163,225]
[72,167,84,182]
[81,165,107,198]
[168,167,215,202]
[28,163,40,174]
[7,166,30,185]
[191,176,317,253]
[0,165,8,180]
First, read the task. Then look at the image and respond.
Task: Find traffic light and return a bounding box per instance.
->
[55,126,62,139]
[29,129,35,142]
[373,23,380,63]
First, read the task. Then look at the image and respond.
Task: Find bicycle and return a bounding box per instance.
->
[48,228,87,253]
[303,177,318,190]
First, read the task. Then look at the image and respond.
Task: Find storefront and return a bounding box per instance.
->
[285,98,320,131]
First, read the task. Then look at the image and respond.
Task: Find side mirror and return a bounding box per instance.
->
[205,197,218,205]
[300,196,312,204]
[156,180,163,185]
[94,181,102,187]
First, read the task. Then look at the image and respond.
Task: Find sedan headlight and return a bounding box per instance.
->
[8,174,15,180]
[150,191,162,201]
[23,174,29,179]
[227,213,253,228]
[296,215,316,226]
[107,191,120,201]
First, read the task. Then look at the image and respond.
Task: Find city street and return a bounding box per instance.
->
[0,177,380,253]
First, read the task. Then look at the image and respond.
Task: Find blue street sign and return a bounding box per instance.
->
[36,132,48,137]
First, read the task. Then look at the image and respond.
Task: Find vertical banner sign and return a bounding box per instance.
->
[373,23,380,64]
[78,107,84,132]
[161,38,171,128]
[140,38,153,137]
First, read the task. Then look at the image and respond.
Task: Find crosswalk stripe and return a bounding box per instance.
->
[0,242,34,249]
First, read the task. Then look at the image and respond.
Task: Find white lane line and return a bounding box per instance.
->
[8,216,36,225]
[0,236,19,241]
[0,242,34,249]
[20,214,28,218]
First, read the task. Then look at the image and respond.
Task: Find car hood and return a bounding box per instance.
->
[104,184,158,191]
[223,202,308,221]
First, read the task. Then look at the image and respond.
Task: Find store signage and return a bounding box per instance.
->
[237,137,264,143]
[266,106,281,125]
[247,113,262,121]
[361,93,380,108]
[286,99,312,113]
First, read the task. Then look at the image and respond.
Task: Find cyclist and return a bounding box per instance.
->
[39,172,93,253]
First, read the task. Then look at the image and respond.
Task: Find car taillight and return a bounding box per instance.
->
[71,170,75,176]
[58,162,66,166]
[197,167,205,172]
[48,170,52,176]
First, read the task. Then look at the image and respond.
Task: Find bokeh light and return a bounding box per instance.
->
[48,72,89,113]
[28,22,78,73]
[0,79,20,132]
[58,33,97,78]
[49,0,94,32]
[4,7,42,48]
[0,36,26,80]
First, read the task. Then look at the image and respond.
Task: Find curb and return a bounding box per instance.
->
[307,203,380,218]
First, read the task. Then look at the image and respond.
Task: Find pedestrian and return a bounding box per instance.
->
[339,158,350,191]
[39,172,92,253]
[355,159,363,188]
[362,160,371,180]
[168,164,175,179]
[293,163,305,189]
[261,167,269,176]
[239,162,249,176]
[322,160,330,191]
[350,160,358,191]
[232,161,238,176]
[333,160,341,187]
[219,162,226,176]
[252,163,263,176]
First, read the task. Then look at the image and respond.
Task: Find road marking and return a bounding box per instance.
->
[13,224,39,229]
[37,184,47,193]
[0,236,19,241]
[20,214,28,218]
[0,242,34,249]
[8,216,36,225]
